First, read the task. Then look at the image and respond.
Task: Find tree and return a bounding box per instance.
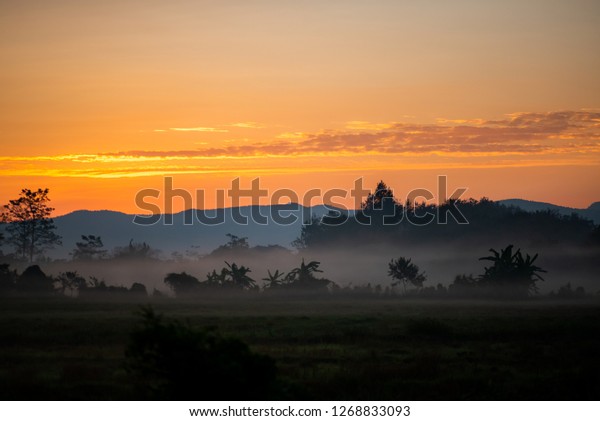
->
[55,271,87,296]
[72,235,106,260]
[362,180,397,213]
[262,269,286,289]
[223,262,257,290]
[359,180,401,226]
[1,188,62,262]
[17,265,55,294]
[284,259,333,291]
[164,272,200,296]
[0,263,17,294]
[224,233,249,249]
[388,257,426,293]
[478,245,546,297]
[210,233,250,256]
[113,239,157,260]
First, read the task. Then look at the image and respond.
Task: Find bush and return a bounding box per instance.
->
[125,307,279,400]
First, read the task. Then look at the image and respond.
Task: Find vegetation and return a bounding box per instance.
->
[125,307,278,400]
[294,182,596,250]
[1,188,61,262]
[0,296,598,400]
[0,184,597,400]
[388,257,426,292]
[72,235,106,260]
[113,239,157,260]
[478,245,546,297]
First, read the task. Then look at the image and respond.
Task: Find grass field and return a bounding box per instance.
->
[1,295,599,400]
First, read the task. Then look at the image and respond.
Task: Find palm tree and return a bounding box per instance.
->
[284,259,333,291]
[262,269,286,289]
[224,262,257,290]
[479,245,546,296]
[286,259,323,284]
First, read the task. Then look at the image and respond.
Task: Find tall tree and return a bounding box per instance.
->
[1,188,62,262]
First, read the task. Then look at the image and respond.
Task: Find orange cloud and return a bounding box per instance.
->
[1,111,599,179]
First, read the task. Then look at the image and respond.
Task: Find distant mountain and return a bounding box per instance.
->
[47,204,349,259]
[498,199,600,224]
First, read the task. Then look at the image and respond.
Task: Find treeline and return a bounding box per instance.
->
[1,244,594,300]
[294,181,599,250]
[0,264,149,298]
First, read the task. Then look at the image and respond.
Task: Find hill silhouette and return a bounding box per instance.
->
[498,199,600,223]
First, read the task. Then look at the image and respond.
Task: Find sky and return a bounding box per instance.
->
[1,0,599,215]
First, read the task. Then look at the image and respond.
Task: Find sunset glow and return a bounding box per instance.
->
[1,0,599,214]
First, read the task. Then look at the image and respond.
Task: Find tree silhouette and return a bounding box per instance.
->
[362,180,397,213]
[225,233,249,249]
[287,259,322,283]
[164,272,200,296]
[224,262,257,290]
[284,259,333,291]
[262,269,286,289]
[55,271,87,296]
[209,233,250,256]
[478,245,546,297]
[113,239,157,260]
[1,188,62,262]
[72,235,106,260]
[17,265,55,294]
[0,263,16,294]
[205,268,228,288]
[388,257,426,293]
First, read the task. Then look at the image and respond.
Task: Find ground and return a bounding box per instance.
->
[0,295,599,400]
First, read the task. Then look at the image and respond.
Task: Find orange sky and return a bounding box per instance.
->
[1,0,599,215]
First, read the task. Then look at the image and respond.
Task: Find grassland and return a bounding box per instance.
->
[0,295,599,400]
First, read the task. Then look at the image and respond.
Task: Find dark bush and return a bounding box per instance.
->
[125,307,279,400]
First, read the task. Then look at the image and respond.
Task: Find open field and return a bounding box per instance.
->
[1,295,599,400]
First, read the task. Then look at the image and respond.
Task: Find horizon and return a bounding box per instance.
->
[50,195,600,218]
[1,1,599,214]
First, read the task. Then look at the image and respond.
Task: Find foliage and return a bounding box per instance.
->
[262,269,286,289]
[55,271,87,296]
[17,265,55,294]
[164,272,200,296]
[478,245,546,296]
[72,235,106,260]
[202,263,258,291]
[279,259,334,291]
[0,263,17,293]
[125,307,278,400]
[1,188,62,262]
[112,239,158,260]
[448,274,479,297]
[223,261,257,290]
[210,233,250,255]
[388,257,426,292]
[555,282,586,299]
[294,185,596,250]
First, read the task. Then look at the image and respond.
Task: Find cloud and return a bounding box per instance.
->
[2,111,599,178]
[168,127,229,133]
[344,121,397,131]
[276,132,307,139]
[227,122,265,129]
